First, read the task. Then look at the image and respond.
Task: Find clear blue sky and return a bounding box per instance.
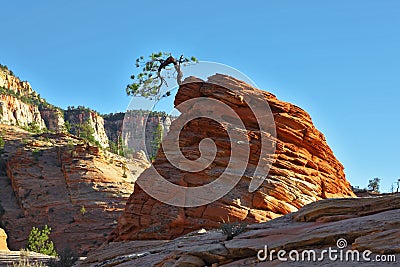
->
[1,0,399,192]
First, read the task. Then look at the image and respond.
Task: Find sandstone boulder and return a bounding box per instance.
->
[109,74,355,242]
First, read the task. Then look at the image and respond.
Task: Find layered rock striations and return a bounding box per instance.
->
[0,67,111,145]
[109,74,355,242]
[0,68,46,129]
[0,125,148,255]
[82,194,400,266]
[104,111,172,159]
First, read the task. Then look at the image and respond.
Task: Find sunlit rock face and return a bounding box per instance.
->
[109,74,355,242]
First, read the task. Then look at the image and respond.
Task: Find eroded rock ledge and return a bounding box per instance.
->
[82,194,400,266]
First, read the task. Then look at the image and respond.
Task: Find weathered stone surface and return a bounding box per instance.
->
[0,250,54,267]
[81,194,400,266]
[103,111,173,159]
[0,68,47,129]
[0,125,149,255]
[64,108,110,148]
[0,229,8,251]
[40,108,65,132]
[109,74,355,242]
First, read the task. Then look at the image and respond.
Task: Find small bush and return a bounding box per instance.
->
[9,249,46,267]
[220,220,248,241]
[80,206,87,216]
[26,225,57,256]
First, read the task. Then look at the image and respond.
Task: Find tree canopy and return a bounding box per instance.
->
[126,52,197,100]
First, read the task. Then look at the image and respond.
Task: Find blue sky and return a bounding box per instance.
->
[1,0,399,192]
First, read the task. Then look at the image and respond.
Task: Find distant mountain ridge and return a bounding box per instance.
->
[0,64,172,156]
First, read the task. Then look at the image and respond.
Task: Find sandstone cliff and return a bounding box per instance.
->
[81,193,400,266]
[0,125,148,255]
[0,66,111,146]
[109,74,355,242]
[64,107,109,148]
[103,111,172,158]
[0,68,46,129]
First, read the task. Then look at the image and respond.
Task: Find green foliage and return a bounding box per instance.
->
[220,219,247,241]
[80,206,87,216]
[150,123,164,161]
[0,135,5,152]
[22,122,42,134]
[63,121,71,133]
[0,86,53,110]
[126,52,197,100]
[26,225,57,256]
[368,177,381,193]
[66,105,99,115]
[74,120,101,147]
[0,63,16,77]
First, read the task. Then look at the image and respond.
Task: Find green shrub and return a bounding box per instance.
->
[26,225,57,256]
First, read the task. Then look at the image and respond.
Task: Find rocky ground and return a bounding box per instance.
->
[80,193,400,266]
[0,125,149,256]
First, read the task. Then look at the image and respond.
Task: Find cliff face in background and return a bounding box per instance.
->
[104,112,172,158]
[0,67,111,148]
[0,125,149,255]
[64,108,109,148]
[109,74,355,242]
[0,69,46,129]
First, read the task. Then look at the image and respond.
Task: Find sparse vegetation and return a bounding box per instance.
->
[126,52,197,100]
[63,121,71,134]
[220,218,248,241]
[26,225,57,256]
[80,206,87,216]
[32,149,41,161]
[8,249,46,267]
[150,123,163,161]
[368,177,381,193]
[21,122,43,134]
[73,120,101,147]
[0,135,5,153]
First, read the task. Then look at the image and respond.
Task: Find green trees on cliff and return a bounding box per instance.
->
[74,120,101,147]
[126,52,197,100]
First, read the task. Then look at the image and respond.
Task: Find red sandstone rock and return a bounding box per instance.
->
[0,125,148,255]
[109,74,355,242]
[81,194,400,266]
